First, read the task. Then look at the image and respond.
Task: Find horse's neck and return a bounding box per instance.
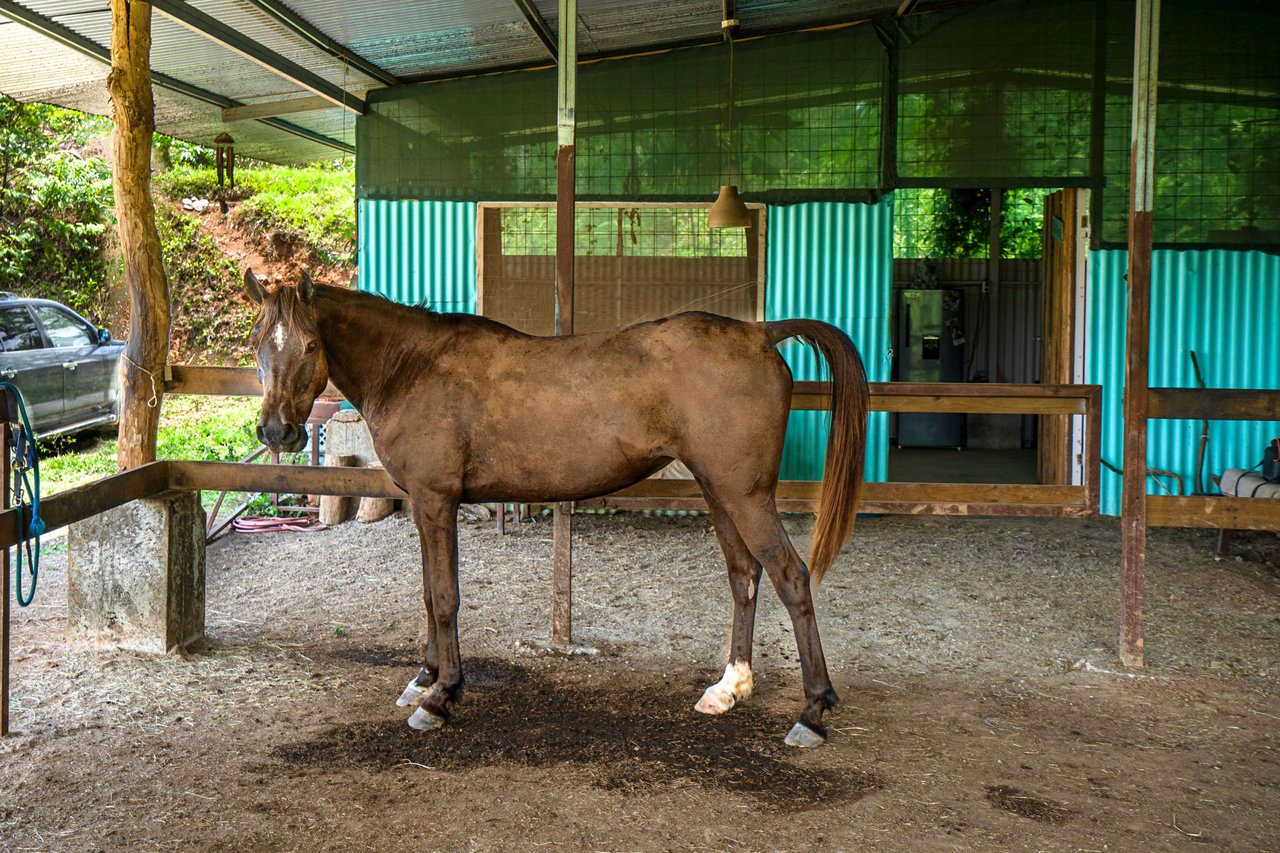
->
[316,293,431,418]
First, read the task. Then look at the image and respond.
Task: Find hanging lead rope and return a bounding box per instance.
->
[0,383,45,606]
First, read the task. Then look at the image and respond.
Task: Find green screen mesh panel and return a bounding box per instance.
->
[358,25,884,203]
[896,0,1097,184]
[358,0,1279,250]
[1098,0,1280,247]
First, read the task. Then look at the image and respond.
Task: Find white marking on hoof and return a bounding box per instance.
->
[396,677,429,708]
[407,707,446,731]
[784,721,826,748]
[694,661,753,715]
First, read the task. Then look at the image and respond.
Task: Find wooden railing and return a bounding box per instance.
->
[0,370,1108,552]
[1145,387,1280,531]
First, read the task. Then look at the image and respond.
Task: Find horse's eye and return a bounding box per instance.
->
[305,341,318,354]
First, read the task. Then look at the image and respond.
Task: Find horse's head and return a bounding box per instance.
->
[245,269,329,453]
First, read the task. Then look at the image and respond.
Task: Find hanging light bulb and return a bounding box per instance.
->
[710,16,750,229]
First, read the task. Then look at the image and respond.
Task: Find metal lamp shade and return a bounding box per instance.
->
[708,185,750,228]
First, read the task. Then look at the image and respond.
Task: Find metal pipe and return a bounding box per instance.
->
[1120,0,1161,670]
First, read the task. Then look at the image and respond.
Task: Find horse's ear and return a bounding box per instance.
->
[298,270,316,304]
[244,269,266,305]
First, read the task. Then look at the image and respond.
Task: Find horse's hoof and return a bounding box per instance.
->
[694,686,736,715]
[396,679,429,708]
[407,707,446,732]
[784,721,826,748]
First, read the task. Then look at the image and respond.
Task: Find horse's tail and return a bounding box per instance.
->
[766,319,869,588]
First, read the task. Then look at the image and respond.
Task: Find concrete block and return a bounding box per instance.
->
[325,409,378,467]
[67,489,206,653]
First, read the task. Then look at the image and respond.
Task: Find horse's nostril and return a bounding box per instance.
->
[256,425,267,445]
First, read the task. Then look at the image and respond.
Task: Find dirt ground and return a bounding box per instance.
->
[2,511,1278,852]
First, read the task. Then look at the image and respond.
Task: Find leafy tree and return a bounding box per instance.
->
[0,95,114,320]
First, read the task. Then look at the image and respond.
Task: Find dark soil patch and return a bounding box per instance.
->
[271,657,882,812]
[322,644,420,669]
[985,784,1072,824]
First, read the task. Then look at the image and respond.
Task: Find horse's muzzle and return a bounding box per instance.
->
[258,422,307,453]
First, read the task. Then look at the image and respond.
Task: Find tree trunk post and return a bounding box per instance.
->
[108,0,169,470]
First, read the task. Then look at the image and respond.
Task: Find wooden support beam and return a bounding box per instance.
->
[1148,388,1280,422]
[0,463,169,550]
[167,461,404,499]
[109,0,169,470]
[149,0,366,114]
[222,94,347,123]
[1148,495,1279,531]
[1120,0,1161,670]
[551,0,578,650]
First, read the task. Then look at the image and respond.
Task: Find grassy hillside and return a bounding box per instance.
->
[0,95,355,365]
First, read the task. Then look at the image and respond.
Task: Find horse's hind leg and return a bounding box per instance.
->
[694,490,763,715]
[397,507,440,708]
[718,494,837,747]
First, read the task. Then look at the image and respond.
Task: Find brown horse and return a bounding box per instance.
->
[245,269,868,747]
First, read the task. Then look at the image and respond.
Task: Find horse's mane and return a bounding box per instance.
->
[259,281,531,342]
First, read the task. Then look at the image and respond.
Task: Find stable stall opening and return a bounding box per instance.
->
[888,186,1084,486]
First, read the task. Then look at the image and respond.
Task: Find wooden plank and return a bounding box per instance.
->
[223,94,345,123]
[605,478,1083,507]
[165,365,342,401]
[1149,388,1280,422]
[795,382,1094,414]
[166,365,261,396]
[580,495,1092,518]
[0,462,170,550]
[167,461,405,499]
[1148,495,1279,531]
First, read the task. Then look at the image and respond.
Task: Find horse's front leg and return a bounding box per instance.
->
[406,494,464,732]
[397,506,439,708]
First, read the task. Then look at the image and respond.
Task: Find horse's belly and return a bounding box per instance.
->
[461,442,669,504]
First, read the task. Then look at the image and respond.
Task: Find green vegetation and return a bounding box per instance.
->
[893,187,1052,260]
[39,395,262,495]
[156,160,355,264]
[158,206,256,363]
[0,96,115,321]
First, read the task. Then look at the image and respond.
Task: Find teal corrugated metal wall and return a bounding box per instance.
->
[1087,249,1280,516]
[357,199,477,311]
[767,200,892,483]
[357,198,893,484]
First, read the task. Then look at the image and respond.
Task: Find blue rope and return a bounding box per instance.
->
[0,383,44,606]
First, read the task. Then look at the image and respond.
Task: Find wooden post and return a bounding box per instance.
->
[986,187,1002,382]
[551,0,577,649]
[108,0,169,470]
[1121,0,1161,669]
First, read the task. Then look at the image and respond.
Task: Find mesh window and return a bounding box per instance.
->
[896,1,1097,185]
[357,0,1280,251]
[359,26,884,203]
[479,204,762,336]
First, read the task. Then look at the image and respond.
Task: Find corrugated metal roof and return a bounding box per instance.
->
[0,0,984,163]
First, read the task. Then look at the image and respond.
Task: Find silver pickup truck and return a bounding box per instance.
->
[0,293,122,438]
